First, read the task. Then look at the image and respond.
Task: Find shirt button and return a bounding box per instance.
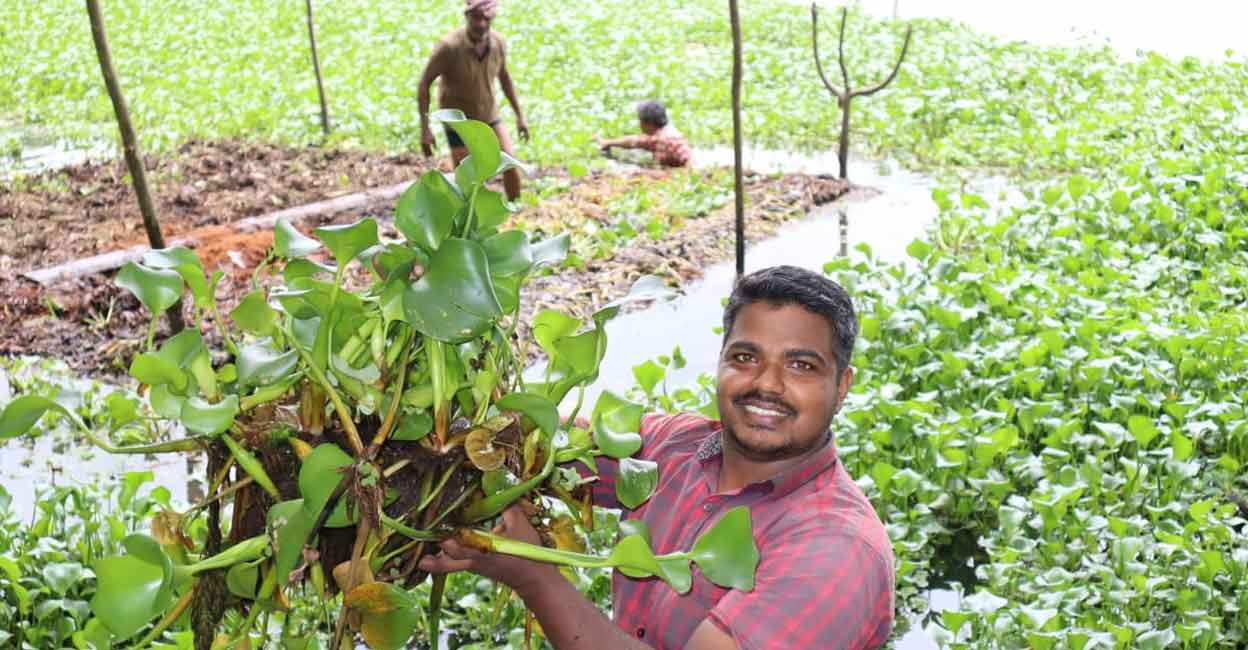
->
[703,504,713,512]
[635,627,646,639]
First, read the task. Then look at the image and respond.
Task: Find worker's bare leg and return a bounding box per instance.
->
[493,122,521,201]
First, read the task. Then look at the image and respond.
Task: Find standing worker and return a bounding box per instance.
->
[417,0,529,200]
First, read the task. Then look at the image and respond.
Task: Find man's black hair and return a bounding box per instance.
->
[722,265,858,374]
[636,100,669,128]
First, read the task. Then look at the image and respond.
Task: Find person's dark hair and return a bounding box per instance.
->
[636,100,669,128]
[722,266,858,374]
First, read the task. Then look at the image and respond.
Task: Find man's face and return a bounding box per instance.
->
[639,120,659,135]
[716,301,852,463]
[465,10,492,41]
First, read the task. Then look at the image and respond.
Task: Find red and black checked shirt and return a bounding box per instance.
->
[592,413,895,649]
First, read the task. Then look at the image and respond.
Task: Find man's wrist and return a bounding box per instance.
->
[511,562,563,601]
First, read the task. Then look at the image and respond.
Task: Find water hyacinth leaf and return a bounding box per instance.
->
[690,506,758,591]
[531,233,570,268]
[454,155,478,195]
[128,353,188,392]
[236,340,298,387]
[275,218,320,259]
[230,290,279,336]
[283,257,337,282]
[473,188,511,231]
[656,556,693,595]
[591,391,644,459]
[1128,415,1160,448]
[0,395,74,439]
[632,360,665,395]
[72,618,112,650]
[90,536,177,640]
[179,395,239,436]
[483,230,532,277]
[392,410,433,442]
[496,392,558,438]
[606,533,663,579]
[116,262,183,316]
[594,275,675,322]
[148,385,185,420]
[42,562,83,596]
[396,171,460,253]
[532,310,581,358]
[142,247,213,308]
[298,444,353,519]
[493,273,523,315]
[403,238,502,341]
[226,562,260,599]
[436,111,502,184]
[616,457,658,509]
[315,218,379,269]
[344,583,423,650]
[269,499,315,585]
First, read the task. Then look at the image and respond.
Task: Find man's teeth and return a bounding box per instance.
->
[744,404,787,417]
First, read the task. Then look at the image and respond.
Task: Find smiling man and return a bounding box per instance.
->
[421,265,895,649]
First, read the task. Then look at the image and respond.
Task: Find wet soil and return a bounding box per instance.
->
[0,141,848,373]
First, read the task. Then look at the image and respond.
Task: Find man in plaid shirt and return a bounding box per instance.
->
[597,100,693,168]
[423,266,896,649]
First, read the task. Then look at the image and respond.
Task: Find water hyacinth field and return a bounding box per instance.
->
[2,0,1247,648]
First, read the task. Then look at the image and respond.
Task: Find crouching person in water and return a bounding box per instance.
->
[597,99,693,168]
[421,265,896,649]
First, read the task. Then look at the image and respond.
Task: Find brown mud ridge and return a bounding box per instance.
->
[0,141,849,373]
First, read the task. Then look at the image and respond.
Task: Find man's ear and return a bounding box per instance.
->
[834,366,854,414]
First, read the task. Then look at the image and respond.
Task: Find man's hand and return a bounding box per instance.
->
[418,506,559,595]
[595,134,613,154]
[517,117,531,143]
[421,126,436,157]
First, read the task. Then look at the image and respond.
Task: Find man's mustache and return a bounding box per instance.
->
[732,391,795,415]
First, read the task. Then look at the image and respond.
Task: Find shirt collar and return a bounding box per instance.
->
[696,428,839,499]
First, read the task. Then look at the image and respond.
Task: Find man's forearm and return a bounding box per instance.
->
[516,567,650,650]
[418,89,431,129]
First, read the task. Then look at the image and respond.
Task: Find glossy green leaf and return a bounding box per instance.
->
[226,562,260,599]
[496,392,558,438]
[42,562,83,596]
[396,170,460,253]
[230,290,279,336]
[274,218,321,258]
[345,582,423,650]
[179,395,239,436]
[392,410,433,442]
[403,238,502,342]
[473,189,510,231]
[483,230,532,276]
[116,262,183,316]
[1127,415,1160,448]
[436,111,502,184]
[142,247,212,309]
[0,395,73,439]
[315,218,379,269]
[269,499,315,585]
[632,360,665,394]
[616,457,658,509]
[90,537,176,641]
[690,506,758,591]
[298,444,352,521]
[129,353,188,392]
[236,339,298,387]
[531,233,570,268]
[591,391,644,459]
[532,310,581,358]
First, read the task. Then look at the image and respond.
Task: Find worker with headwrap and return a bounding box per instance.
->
[418,0,529,201]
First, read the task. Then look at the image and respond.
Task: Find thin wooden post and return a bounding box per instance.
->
[85,0,184,333]
[729,0,745,279]
[305,0,332,135]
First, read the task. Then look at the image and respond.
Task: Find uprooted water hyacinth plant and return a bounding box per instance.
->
[0,112,759,649]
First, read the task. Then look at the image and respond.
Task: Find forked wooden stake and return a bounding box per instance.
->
[811,4,912,180]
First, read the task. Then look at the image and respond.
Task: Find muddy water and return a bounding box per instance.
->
[0,366,204,521]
